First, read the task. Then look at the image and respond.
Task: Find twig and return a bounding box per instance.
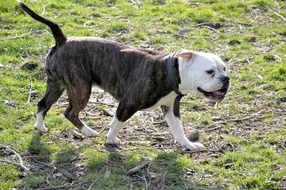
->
[98,125,108,134]
[151,132,169,136]
[230,110,264,121]
[129,183,133,190]
[41,6,46,15]
[197,23,220,33]
[0,144,29,171]
[89,166,109,190]
[205,125,224,132]
[129,0,142,9]
[27,155,56,170]
[79,116,101,120]
[269,9,286,21]
[87,178,98,190]
[160,171,167,189]
[0,29,47,41]
[205,110,264,132]
[85,111,97,117]
[96,100,116,107]
[56,101,69,107]
[127,158,151,175]
[72,130,85,139]
[0,29,31,41]
[37,180,91,190]
[202,25,221,33]
[45,175,55,188]
[56,93,68,107]
[0,159,28,171]
[142,175,148,190]
[272,54,282,63]
[152,120,166,126]
[182,148,224,154]
[175,33,192,39]
[102,109,114,117]
[146,161,152,189]
[26,81,33,104]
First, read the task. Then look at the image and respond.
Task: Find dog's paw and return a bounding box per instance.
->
[184,142,205,151]
[81,126,97,137]
[106,137,121,145]
[34,125,48,133]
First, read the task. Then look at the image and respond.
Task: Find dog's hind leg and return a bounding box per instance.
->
[64,80,97,137]
[35,80,64,132]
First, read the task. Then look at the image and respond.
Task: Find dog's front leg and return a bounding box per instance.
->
[106,116,124,144]
[162,105,205,151]
[106,102,136,145]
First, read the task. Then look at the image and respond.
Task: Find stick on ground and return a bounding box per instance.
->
[0,144,29,171]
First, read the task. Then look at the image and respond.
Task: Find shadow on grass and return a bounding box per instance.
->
[19,133,224,189]
[84,147,224,190]
[28,132,52,162]
[19,131,83,190]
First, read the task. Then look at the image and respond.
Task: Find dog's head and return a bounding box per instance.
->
[176,50,230,102]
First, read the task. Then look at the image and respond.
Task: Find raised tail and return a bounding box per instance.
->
[19,1,67,47]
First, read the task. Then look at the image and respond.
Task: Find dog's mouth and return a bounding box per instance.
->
[197,86,228,101]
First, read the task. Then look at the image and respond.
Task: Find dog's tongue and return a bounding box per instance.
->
[198,87,227,100]
[212,91,225,99]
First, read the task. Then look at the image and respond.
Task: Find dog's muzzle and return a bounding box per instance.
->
[197,76,230,101]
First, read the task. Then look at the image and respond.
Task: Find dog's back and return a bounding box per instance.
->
[46,37,166,100]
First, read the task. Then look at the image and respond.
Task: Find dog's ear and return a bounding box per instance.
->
[175,50,193,60]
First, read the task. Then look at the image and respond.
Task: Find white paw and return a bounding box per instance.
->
[81,126,97,137]
[184,142,205,151]
[106,137,121,145]
[34,124,48,133]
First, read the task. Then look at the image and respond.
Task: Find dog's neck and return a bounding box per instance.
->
[166,54,184,96]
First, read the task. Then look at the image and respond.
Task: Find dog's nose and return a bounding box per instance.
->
[220,76,230,83]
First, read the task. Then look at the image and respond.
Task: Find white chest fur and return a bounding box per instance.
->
[142,92,177,111]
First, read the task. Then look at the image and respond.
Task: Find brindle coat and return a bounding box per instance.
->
[20,3,181,130]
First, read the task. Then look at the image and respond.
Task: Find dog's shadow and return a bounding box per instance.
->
[27,132,52,163]
[83,147,224,190]
[20,131,81,189]
[20,131,223,190]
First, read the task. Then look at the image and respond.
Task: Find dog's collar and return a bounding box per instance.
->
[166,53,184,97]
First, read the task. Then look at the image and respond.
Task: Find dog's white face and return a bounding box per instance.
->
[177,50,230,102]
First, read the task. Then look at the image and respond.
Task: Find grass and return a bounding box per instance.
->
[0,0,286,189]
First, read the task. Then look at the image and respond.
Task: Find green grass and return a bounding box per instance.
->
[0,0,286,189]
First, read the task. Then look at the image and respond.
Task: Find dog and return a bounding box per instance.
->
[19,2,229,151]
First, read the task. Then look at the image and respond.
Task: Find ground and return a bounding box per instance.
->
[0,0,286,189]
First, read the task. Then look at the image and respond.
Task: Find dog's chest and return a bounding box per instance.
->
[142,92,177,111]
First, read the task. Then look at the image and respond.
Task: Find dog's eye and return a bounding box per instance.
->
[206,70,214,75]
[223,67,226,71]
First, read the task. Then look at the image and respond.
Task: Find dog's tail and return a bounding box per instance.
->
[19,1,67,47]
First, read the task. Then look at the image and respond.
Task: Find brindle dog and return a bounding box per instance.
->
[20,2,229,151]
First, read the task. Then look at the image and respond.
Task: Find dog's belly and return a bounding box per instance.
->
[142,92,176,111]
